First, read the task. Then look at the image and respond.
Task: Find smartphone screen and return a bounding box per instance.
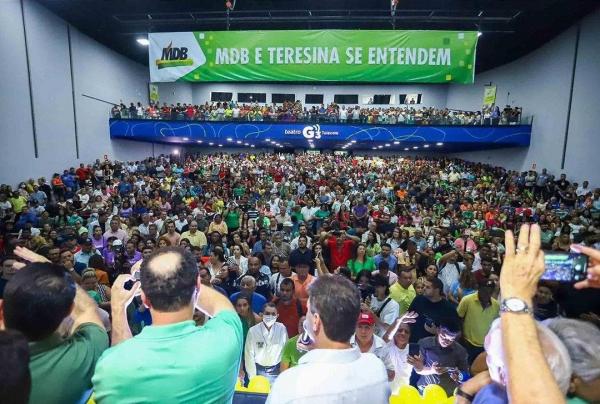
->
[408,343,420,357]
[542,251,588,282]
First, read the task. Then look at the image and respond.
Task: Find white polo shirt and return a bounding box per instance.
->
[244,322,288,379]
[350,334,394,372]
[267,347,390,404]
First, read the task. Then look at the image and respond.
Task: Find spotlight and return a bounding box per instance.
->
[424,144,429,148]
[436,142,444,146]
[196,140,203,144]
[227,138,233,142]
[136,38,150,46]
[404,147,409,151]
[218,144,223,147]
[393,141,400,145]
[236,140,242,144]
[413,146,419,149]
[173,149,179,155]
[244,143,249,146]
[250,145,255,148]
[209,142,214,146]
[351,140,357,143]
[477,31,483,37]
[385,143,391,147]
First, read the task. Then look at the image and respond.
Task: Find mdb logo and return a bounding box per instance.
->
[302,124,322,139]
[156,42,194,69]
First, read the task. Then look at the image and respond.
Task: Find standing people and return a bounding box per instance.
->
[268,276,390,403]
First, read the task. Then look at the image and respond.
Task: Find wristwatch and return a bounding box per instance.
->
[500,297,531,314]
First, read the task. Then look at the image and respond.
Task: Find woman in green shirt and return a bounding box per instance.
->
[365,231,382,257]
[234,295,259,347]
[347,243,376,279]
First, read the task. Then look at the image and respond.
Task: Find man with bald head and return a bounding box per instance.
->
[92,247,242,403]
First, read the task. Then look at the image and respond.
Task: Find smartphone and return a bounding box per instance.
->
[408,343,420,357]
[542,251,588,282]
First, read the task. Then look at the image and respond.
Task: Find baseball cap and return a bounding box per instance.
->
[112,239,123,247]
[357,312,375,326]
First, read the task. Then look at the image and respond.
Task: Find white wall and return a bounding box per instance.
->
[157,82,449,108]
[446,9,600,186]
[0,0,166,185]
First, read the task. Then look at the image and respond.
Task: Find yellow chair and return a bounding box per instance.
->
[247,375,271,394]
[422,384,448,404]
[393,385,422,403]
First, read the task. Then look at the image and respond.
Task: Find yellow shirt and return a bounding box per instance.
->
[389,283,416,316]
[208,221,228,235]
[457,292,500,347]
[180,230,208,248]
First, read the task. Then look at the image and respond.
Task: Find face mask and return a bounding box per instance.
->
[263,314,278,327]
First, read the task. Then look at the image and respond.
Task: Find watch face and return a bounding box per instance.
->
[506,299,526,311]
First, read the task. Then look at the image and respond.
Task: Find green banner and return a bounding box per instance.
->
[149,30,477,84]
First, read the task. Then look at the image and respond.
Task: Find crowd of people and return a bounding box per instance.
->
[110,100,523,126]
[0,152,599,403]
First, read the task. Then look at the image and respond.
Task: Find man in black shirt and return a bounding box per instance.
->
[235,256,272,301]
[408,278,460,343]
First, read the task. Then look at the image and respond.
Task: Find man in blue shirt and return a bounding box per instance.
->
[230,275,267,314]
[374,243,398,272]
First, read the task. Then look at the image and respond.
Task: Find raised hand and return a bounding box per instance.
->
[14,246,50,263]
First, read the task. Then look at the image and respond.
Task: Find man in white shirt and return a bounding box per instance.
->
[244,303,288,384]
[268,276,390,404]
[300,200,318,224]
[350,312,394,380]
[384,322,415,395]
[366,275,400,338]
[138,213,152,237]
[289,224,312,250]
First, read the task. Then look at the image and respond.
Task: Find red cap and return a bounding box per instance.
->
[357,312,375,326]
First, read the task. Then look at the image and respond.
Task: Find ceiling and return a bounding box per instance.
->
[38,0,598,74]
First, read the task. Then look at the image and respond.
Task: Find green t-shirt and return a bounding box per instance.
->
[29,324,108,404]
[314,209,330,220]
[233,186,245,197]
[92,310,243,404]
[224,210,240,230]
[347,257,376,277]
[280,335,305,369]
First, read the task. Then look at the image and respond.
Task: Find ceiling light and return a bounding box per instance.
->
[196,140,203,143]
[393,141,400,145]
[173,149,179,155]
[236,140,242,144]
[244,142,249,146]
[377,145,383,149]
[413,146,419,149]
[424,144,429,148]
[351,140,357,143]
[183,137,189,141]
[436,142,444,146]
[372,147,377,150]
[227,138,233,142]
[385,143,390,147]
[404,147,409,151]
[250,145,255,148]
[136,38,150,46]
[218,144,223,147]
[265,138,270,142]
[209,142,214,146]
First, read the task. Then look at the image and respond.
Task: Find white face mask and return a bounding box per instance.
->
[263,314,278,328]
